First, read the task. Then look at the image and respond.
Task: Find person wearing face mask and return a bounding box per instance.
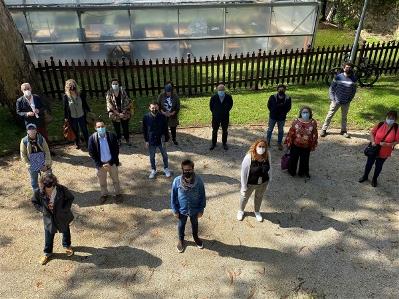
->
[31,173,75,265]
[106,78,133,146]
[158,82,180,145]
[143,102,171,179]
[209,84,233,150]
[285,107,318,178]
[63,79,91,149]
[238,139,271,222]
[16,83,49,142]
[359,111,399,187]
[266,84,292,150]
[88,121,122,204]
[20,123,52,192]
[321,62,357,138]
[171,159,206,253]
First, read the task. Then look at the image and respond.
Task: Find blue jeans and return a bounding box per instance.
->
[29,168,40,191]
[363,156,386,180]
[178,213,199,241]
[44,226,71,256]
[266,118,285,145]
[148,144,168,170]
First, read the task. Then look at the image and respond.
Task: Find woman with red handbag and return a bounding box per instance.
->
[284,106,318,178]
[359,111,399,187]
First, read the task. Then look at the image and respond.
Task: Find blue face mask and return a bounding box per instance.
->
[386,118,395,126]
[301,112,310,120]
[217,91,225,97]
[97,127,106,136]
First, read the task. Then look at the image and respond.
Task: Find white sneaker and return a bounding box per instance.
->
[254,212,263,222]
[164,168,171,178]
[149,169,156,179]
[237,210,244,221]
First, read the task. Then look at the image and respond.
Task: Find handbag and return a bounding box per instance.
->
[281,152,290,170]
[364,124,394,157]
[63,120,76,141]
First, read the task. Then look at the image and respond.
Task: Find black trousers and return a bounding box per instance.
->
[112,119,130,141]
[288,145,311,176]
[170,126,177,141]
[212,118,229,146]
[363,155,386,180]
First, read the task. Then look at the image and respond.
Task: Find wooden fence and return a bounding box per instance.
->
[35,41,399,99]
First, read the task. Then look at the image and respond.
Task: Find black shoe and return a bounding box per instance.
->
[100,195,108,204]
[320,130,327,137]
[358,176,368,183]
[305,174,311,179]
[115,194,123,203]
[177,240,185,253]
[223,144,229,150]
[173,139,179,145]
[194,237,204,249]
[209,145,216,150]
[371,178,377,187]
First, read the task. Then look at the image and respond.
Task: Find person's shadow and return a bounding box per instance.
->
[53,245,162,269]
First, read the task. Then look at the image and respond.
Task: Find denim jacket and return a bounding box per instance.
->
[171,175,206,217]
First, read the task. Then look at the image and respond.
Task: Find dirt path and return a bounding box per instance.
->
[0,126,398,299]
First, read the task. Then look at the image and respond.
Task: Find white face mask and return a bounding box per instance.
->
[112,84,119,91]
[256,147,266,155]
[23,90,32,97]
[386,118,395,126]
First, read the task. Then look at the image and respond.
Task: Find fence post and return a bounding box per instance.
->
[301,45,312,85]
[187,54,192,96]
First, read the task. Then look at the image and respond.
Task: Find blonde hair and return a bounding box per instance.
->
[64,79,80,98]
[248,139,269,160]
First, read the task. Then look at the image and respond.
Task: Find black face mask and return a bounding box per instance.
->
[278,90,285,96]
[43,182,54,188]
[183,171,193,179]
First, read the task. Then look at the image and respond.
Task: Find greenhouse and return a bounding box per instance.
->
[6,0,320,64]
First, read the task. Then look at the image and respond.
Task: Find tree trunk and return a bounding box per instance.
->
[0,0,42,117]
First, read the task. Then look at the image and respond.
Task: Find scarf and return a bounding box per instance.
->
[180,173,196,190]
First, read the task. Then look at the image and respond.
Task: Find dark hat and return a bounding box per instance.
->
[26,123,37,130]
[164,84,172,93]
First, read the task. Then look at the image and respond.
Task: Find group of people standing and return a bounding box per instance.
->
[16,63,399,263]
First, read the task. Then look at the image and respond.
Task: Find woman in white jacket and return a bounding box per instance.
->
[238,139,271,222]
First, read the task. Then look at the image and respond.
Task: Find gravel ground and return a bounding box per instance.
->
[0,126,398,299]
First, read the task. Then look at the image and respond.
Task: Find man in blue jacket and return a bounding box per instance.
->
[171,159,206,253]
[88,121,122,204]
[209,84,233,150]
[266,84,292,150]
[321,62,357,138]
[143,101,171,179]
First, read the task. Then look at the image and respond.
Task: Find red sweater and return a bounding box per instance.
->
[371,122,399,158]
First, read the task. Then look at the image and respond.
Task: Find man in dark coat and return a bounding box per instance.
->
[88,120,122,204]
[209,84,233,150]
[16,82,49,142]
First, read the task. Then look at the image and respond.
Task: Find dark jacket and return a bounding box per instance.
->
[210,93,233,121]
[143,112,170,146]
[16,94,45,127]
[158,92,180,127]
[63,91,90,120]
[88,131,120,168]
[267,94,292,121]
[32,184,74,234]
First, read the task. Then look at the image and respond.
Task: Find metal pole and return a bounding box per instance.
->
[350,0,369,63]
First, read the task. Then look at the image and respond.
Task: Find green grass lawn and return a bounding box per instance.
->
[314,28,355,48]
[1,75,398,156]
